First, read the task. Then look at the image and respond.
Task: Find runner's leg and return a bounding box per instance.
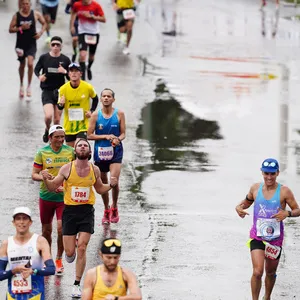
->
[264,258,280,300]
[251,249,265,300]
[75,232,91,281]
[110,163,122,208]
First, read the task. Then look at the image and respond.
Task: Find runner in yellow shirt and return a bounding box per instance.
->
[58,62,99,147]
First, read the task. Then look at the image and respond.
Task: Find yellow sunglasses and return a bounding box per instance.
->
[104,239,121,247]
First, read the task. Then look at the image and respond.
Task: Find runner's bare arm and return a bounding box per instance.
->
[42,163,70,191]
[32,166,44,181]
[81,268,97,300]
[278,186,300,218]
[70,10,77,32]
[235,183,258,218]
[35,10,47,36]
[37,236,53,262]
[118,110,126,142]
[93,165,113,194]
[8,14,18,33]
[122,268,142,300]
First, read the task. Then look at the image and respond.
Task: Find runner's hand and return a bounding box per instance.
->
[271,208,288,221]
[59,95,65,105]
[33,32,42,40]
[111,137,120,147]
[106,134,117,141]
[39,74,47,82]
[13,265,28,275]
[55,186,64,193]
[21,268,33,279]
[41,170,53,180]
[57,63,67,74]
[104,294,116,300]
[70,26,75,35]
[82,11,93,18]
[112,3,119,10]
[110,176,117,187]
[85,111,92,118]
[236,204,249,218]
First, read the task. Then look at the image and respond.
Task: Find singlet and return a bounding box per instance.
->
[7,234,44,300]
[59,80,97,135]
[92,265,127,299]
[250,183,284,246]
[94,108,123,162]
[72,1,105,35]
[39,0,59,7]
[33,144,75,202]
[64,161,96,206]
[16,10,36,48]
[116,0,135,9]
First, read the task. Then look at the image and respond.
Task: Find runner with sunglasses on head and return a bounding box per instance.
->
[70,0,106,81]
[235,158,300,300]
[58,62,99,147]
[32,125,74,276]
[41,139,117,298]
[34,36,71,143]
[82,238,142,300]
[0,207,55,300]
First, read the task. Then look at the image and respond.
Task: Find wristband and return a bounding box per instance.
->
[288,211,292,217]
[33,269,38,276]
[117,137,121,142]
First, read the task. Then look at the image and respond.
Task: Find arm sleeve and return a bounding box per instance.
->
[98,4,104,16]
[35,259,55,276]
[65,3,71,13]
[90,95,99,112]
[0,259,13,281]
[34,55,43,77]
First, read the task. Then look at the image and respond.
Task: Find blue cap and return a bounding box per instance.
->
[261,158,279,172]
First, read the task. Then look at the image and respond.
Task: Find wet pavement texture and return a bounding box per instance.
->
[1,0,300,299]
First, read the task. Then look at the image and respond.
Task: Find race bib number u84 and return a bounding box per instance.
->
[71,187,90,203]
[12,274,32,294]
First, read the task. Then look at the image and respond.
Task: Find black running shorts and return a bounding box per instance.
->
[250,239,282,260]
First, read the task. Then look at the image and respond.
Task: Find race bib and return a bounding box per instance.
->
[68,108,84,121]
[84,34,97,45]
[71,187,90,203]
[265,243,281,260]
[98,146,114,161]
[122,9,135,20]
[256,218,280,241]
[12,274,32,294]
[15,48,24,57]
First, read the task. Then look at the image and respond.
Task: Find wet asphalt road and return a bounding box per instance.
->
[1,0,300,299]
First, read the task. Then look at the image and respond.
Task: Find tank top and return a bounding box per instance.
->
[250,183,284,246]
[94,109,123,162]
[16,10,36,48]
[7,233,45,300]
[92,265,127,299]
[64,161,96,206]
[117,0,135,9]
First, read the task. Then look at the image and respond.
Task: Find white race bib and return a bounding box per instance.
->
[256,218,280,241]
[68,108,84,121]
[122,9,135,20]
[71,187,90,203]
[15,48,24,57]
[12,274,32,294]
[84,34,97,45]
[265,243,281,260]
[98,146,114,161]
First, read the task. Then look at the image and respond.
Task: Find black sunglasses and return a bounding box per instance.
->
[51,43,61,47]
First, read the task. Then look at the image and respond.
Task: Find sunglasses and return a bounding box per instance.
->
[263,161,277,167]
[51,43,61,47]
[103,239,121,247]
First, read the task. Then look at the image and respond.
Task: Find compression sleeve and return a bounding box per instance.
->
[91,95,99,112]
[34,55,43,77]
[35,259,55,276]
[0,258,13,281]
[65,3,71,14]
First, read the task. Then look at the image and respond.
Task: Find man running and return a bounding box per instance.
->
[87,88,125,224]
[235,158,300,300]
[58,62,99,147]
[70,0,106,80]
[39,0,59,43]
[41,139,117,298]
[32,125,74,275]
[82,238,142,300]
[0,207,55,300]
[113,0,140,55]
[34,36,71,143]
[9,0,46,98]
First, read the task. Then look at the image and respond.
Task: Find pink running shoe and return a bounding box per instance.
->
[110,207,119,223]
[102,209,111,225]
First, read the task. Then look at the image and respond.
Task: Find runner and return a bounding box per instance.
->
[34,36,71,143]
[58,62,99,147]
[31,125,74,276]
[82,238,142,300]
[39,0,59,43]
[235,158,300,300]
[261,0,279,10]
[9,0,46,99]
[65,0,80,62]
[87,88,126,224]
[112,0,140,55]
[0,207,55,300]
[41,139,117,298]
[70,0,106,80]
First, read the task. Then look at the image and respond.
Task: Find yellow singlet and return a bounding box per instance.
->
[64,162,96,206]
[116,0,135,9]
[92,265,127,299]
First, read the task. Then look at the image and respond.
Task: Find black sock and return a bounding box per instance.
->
[73,44,77,54]
[88,59,94,70]
[74,280,80,286]
[80,62,86,80]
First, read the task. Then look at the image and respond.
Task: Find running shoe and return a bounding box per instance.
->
[87,68,92,80]
[43,129,49,143]
[71,284,82,298]
[122,47,130,55]
[120,33,127,45]
[55,258,64,275]
[45,36,51,45]
[26,86,31,97]
[19,86,24,98]
[65,252,76,263]
[102,209,111,225]
[110,207,119,223]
